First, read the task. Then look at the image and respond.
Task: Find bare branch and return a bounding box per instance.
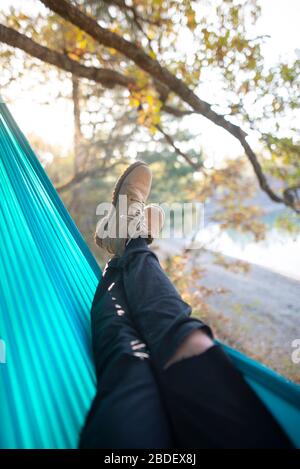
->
[56,160,121,192]
[156,125,204,172]
[162,104,194,117]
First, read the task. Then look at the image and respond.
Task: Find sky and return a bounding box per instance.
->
[2,0,299,159]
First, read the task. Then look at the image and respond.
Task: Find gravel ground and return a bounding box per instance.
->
[195,250,300,383]
[199,252,300,381]
[154,240,300,383]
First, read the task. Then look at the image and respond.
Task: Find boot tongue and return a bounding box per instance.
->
[128,201,144,217]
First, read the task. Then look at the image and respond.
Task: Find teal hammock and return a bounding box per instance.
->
[0,100,299,449]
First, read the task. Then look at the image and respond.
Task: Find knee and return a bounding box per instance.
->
[164,329,214,369]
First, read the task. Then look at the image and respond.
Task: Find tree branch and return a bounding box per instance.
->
[56,160,121,192]
[162,104,194,117]
[40,0,246,137]
[1,0,297,211]
[156,125,204,172]
[40,0,297,211]
[102,0,162,27]
[0,24,192,116]
[0,23,133,89]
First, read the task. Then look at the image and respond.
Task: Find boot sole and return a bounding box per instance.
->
[112,160,148,207]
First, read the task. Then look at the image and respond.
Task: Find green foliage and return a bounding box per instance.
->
[262,134,300,189]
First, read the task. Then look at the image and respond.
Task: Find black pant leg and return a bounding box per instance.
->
[119,238,212,370]
[159,345,293,448]
[79,354,173,449]
[118,240,292,448]
[79,259,173,449]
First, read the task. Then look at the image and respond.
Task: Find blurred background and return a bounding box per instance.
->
[0,0,299,381]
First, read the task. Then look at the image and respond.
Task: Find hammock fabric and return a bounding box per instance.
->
[0,100,299,449]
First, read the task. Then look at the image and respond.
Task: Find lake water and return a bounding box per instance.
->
[202,225,300,281]
[164,206,300,281]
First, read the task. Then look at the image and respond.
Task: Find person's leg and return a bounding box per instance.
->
[160,346,293,448]
[79,259,173,449]
[118,237,213,370]
[93,160,292,448]
[119,238,293,448]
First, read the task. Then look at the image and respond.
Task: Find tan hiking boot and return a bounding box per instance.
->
[95,161,164,256]
[112,160,152,208]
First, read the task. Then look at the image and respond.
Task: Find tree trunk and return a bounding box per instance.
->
[70,74,84,216]
[72,74,82,175]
